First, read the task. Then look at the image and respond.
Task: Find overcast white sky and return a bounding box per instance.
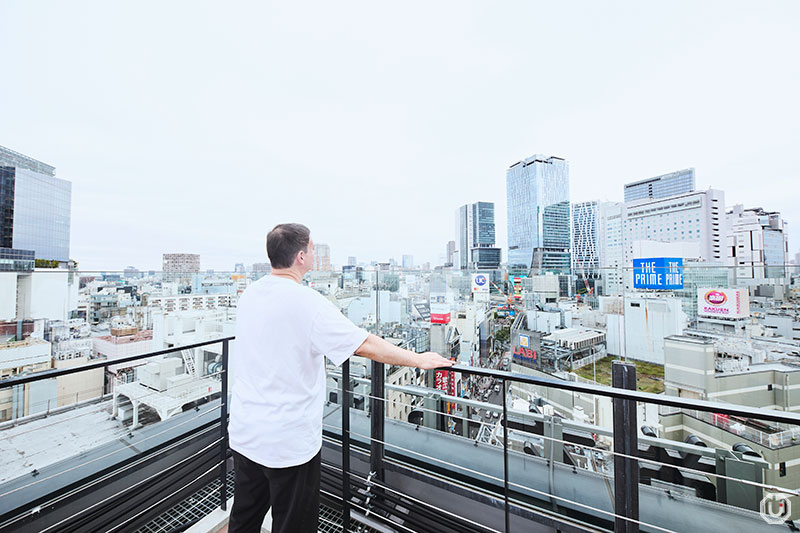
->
[1,1,798,271]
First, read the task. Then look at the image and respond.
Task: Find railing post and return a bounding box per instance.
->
[341,359,351,532]
[502,378,510,533]
[612,361,639,533]
[370,359,385,483]
[219,339,229,511]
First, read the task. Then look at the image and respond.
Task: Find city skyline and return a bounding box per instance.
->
[1,2,798,270]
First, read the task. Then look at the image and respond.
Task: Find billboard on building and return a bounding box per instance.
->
[434,369,456,395]
[430,292,450,324]
[512,276,525,300]
[471,273,490,293]
[511,330,540,368]
[633,258,684,290]
[697,288,750,319]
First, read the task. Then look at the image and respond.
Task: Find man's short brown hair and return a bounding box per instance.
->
[266,223,311,269]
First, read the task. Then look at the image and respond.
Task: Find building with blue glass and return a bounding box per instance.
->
[0,146,71,263]
[623,168,695,203]
[455,201,501,270]
[506,155,570,275]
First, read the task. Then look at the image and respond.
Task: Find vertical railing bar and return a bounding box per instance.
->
[502,377,510,533]
[218,339,229,511]
[370,359,385,482]
[341,359,351,532]
[612,361,639,533]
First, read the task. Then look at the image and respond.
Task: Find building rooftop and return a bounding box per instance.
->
[623,168,694,188]
[96,330,154,344]
[0,400,126,484]
[0,145,56,176]
[0,338,49,351]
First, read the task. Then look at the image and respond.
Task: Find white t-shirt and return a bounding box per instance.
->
[228,275,369,468]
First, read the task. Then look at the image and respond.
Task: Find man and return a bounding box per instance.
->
[228,223,453,533]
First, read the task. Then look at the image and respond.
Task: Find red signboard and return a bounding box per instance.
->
[430,312,451,324]
[435,369,456,395]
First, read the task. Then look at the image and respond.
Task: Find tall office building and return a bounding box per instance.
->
[624,168,695,203]
[622,189,725,264]
[347,256,357,266]
[0,145,71,263]
[726,205,789,283]
[455,202,501,270]
[598,188,725,293]
[313,243,331,271]
[572,201,600,294]
[445,241,455,267]
[506,155,570,275]
[402,255,414,269]
[597,202,625,294]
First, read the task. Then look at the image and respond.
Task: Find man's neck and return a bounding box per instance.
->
[271,268,303,283]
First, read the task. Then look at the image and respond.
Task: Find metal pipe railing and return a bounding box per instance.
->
[6,336,800,532]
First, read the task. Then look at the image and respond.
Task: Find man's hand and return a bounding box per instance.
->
[355,334,457,369]
[416,352,455,370]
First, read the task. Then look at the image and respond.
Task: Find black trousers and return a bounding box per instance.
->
[228,449,321,533]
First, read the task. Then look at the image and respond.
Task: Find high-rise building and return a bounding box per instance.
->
[0,145,71,262]
[162,253,200,283]
[726,205,789,283]
[445,241,455,267]
[347,256,357,266]
[234,263,245,273]
[622,189,725,265]
[597,188,726,293]
[624,168,695,203]
[455,202,501,270]
[313,243,331,271]
[402,255,414,269]
[506,155,570,275]
[572,201,600,294]
[597,202,625,294]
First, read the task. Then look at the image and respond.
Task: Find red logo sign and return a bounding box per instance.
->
[705,290,727,306]
[430,312,451,324]
[513,346,537,361]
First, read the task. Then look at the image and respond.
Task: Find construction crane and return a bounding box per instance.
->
[489,279,520,317]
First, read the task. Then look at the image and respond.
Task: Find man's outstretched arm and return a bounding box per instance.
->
[354,334,454,370]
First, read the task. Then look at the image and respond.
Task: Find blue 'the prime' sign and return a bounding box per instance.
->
[633,257,684,290]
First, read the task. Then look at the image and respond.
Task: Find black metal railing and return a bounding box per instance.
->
[4,337,800,532]
[334,358,800,533]
[0,337,233,533]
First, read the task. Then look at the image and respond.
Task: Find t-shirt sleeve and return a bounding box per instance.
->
[310,299,370,367]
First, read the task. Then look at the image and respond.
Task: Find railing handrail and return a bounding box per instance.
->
[0,336,235,388]
[5,335,798,426]
[448,364,800,425]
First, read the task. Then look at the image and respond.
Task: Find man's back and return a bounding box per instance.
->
[229,275,362,468]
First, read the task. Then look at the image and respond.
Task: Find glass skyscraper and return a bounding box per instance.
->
[455,201,500,270]
[506,155,570,275]
[623,168,695,203]
[0,146,71,263]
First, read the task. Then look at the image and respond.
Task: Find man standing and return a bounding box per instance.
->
[228,223,453,533]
